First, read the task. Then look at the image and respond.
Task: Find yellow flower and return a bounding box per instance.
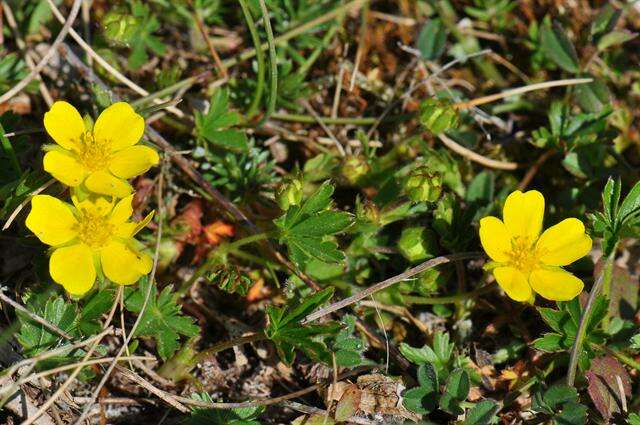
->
[43,101,159,198]
[26,194,154,296]
[479,190,592,302]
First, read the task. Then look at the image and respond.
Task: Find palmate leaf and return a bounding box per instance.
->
[275,181,352,268]
[266,287,340,364]
[195,88,248,152]
[124,278,200,360]
[16,294,78,356]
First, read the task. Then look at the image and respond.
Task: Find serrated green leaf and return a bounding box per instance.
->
[540,21,580,73]
[79,290,115,335]
[124,279,200,360]
[464,400,499,425]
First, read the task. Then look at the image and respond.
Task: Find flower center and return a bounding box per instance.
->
[507,236,540,274]
[75,132,111,171]
[76,209,114,248]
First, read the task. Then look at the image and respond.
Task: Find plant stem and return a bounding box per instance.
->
[238,0,265,119]
[566,254,614,387]
[227,231,273,250]
[271,112,378,125]
[257,0,277,125]
[193,332,267,364]
[401,282,497,305]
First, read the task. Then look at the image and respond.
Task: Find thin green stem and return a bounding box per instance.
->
[257,0,277,125]
[400,282,497,305]
[130,72,209,108]
[238,0,265,119]
[0,123,21,177]
[193,332,267,364]
[271,113,378,125]
[566,254,614,387]
[600,345,640,372]
[227,231,273,250]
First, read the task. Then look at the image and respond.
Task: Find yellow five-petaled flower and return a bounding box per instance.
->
[26,194,154,296]
[43,101,159,198]
[479,190,592,302]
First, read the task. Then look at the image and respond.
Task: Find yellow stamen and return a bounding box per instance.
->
[75,208,114,248]
[75,132,112,171]
[507,236,540,274]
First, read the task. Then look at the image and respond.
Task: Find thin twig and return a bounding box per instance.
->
[454,78,593,109]
[44,0,186,118]
[0,0,81,104]
[72,165,166,425]
[23,288,120,425]
[518,149,556,190]
[0,287,72,339]
[300,100,346,157]
[189,0,228,79]
[302,252,482,324]
[115,366,189,413]
[2,178,56,231]
[438,133,519,170]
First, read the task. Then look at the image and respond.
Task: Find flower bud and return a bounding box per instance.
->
[276,177,303,210]
[356,198,380,225]
[103,11,138,45]
[397,227,438,263]
[341,155,370,185]
[419,98,460,134]
[404,167,442,202]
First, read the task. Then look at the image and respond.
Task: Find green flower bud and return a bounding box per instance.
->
[276,177,303,210]
[397,227,439,263]
[207,266,251,296]
[356,198,380,225]
[419,98,460,134]
[404,167,442,202]
[341,155,370,185]
[103,11,138,45]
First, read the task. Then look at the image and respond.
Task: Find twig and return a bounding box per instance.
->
[438,133,519,170]
[115,366,189,413]
[257,0,278,124]
[302,252,482,324]
[0,0,81,104]
[44,0,186,118]
[72,165,167,425]
[0,287,72,339]
[300,100,346,157]
[518,149,556,190]
[23,288,120,425]
[454,78,593,110]
[189,0,227,79]
[2,178,56,231]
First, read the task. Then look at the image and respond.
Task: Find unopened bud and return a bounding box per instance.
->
[103,11,138,45]
[397,227,439,263]
[404,167,442,202]
[276,178,303,210]
[419,98,460,134]
[341,155,370,185]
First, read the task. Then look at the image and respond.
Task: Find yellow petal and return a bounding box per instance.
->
[479,216,512,262]
[493,266,532,302]
[503,190,544,241]
[43,150,87,187]
[43,101,85,150]
[84,171,132,198]
[529,267,584,301]
[94,102,145,151]
[109,145,159,179]
[115,211,154,238]
[26,195,78,246]
[50,243,96,296]
[100,241,152,285]
[536,218,593,266]
[110,195,134,224]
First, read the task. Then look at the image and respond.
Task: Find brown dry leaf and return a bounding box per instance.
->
[326,374,420,423]
[586,356,632,421]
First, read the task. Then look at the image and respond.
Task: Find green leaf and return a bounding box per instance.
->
[464,400,500,425]
[16,295,78,356]
[439,369,470,415]
[591,4,621,37]
[403,387,435,414]
[574,76,610,113]
[543,385,578,410]
[601,177,621,224]
[553,401,587,425]
[124,279,200,360]
[79,290,115,335]
[597,30,637,51]
[618,180,640,226]
[540,21,580,73]
[416,19,447,60]
[187,392,264,424]
[289,211,352,237]
[532,333,566,352]
[195,88,248,152]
